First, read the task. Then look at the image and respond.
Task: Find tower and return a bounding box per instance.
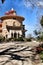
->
[0,8,27,38]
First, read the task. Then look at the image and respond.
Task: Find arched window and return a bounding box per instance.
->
[5,22,7,25]
[6,34,7,38]
[14,32,17,38]
[13,22,15,26]
[11,33,13,38]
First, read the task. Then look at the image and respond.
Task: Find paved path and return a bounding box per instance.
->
[0,42,43,65]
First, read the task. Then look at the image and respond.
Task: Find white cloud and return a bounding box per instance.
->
[24,0,43,8]
[37,1,43,7]
[23,0,32,7]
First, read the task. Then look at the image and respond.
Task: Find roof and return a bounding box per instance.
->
[0,8,25,22]
[5,8,16,15]
[0,15,25,21]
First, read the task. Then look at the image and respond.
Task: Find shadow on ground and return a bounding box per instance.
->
[0,46,31,65]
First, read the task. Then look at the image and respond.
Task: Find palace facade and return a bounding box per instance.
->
[0,8,27,38]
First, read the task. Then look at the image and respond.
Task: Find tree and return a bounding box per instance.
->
[34,30,38,36]
[34,29,43,42]
[34,16,43,41]
[0,35,5,42]
[40,16,43,27]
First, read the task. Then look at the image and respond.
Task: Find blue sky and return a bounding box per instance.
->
[0,0,43,37]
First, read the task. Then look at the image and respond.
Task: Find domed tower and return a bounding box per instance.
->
[0,8,27,38]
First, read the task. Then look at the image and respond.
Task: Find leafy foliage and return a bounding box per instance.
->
[26,38,32,42]
[40,16,43,27]
[34,30,38,35]
[14,37,24,41]
[34,29,43,41]
[5,38,12,42]
[0,35,5,42]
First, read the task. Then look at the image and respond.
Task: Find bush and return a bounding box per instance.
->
[26,38,31,42]
[13,38,18,41]
[14,37,24,41]
[39,44,43,48]
[0,35,5,42]
[5,37,24,42]
[5,38,12,42]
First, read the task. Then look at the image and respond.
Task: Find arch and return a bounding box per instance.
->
[11,32,13,38]
[14,32,17,38]
[13,22,15,26]
[5,22,7,25]
[6,34,8,38]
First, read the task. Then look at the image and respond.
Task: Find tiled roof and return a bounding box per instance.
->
[1,15,25,21]
[5,8,16,15]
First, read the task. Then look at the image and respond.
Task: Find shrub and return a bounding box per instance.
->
[18,37,24,41]
[13,38,18,41]
[5,38,12,42]
[0,35,5,42]
[26,38,31,42]
[14,37,24,41]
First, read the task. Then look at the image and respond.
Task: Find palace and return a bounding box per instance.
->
[0,8,27,38]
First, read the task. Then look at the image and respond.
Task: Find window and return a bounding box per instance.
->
[11,33,13,38]
[13,22,15,26]
[14,32,17,38]
[6,34,8,38]
[5,22,7,25]
[0,30,2,32]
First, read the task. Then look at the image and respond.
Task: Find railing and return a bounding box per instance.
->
[21,25,25,30]
[6,25,22,30]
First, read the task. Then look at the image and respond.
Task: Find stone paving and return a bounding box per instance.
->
[0,41,43,65]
